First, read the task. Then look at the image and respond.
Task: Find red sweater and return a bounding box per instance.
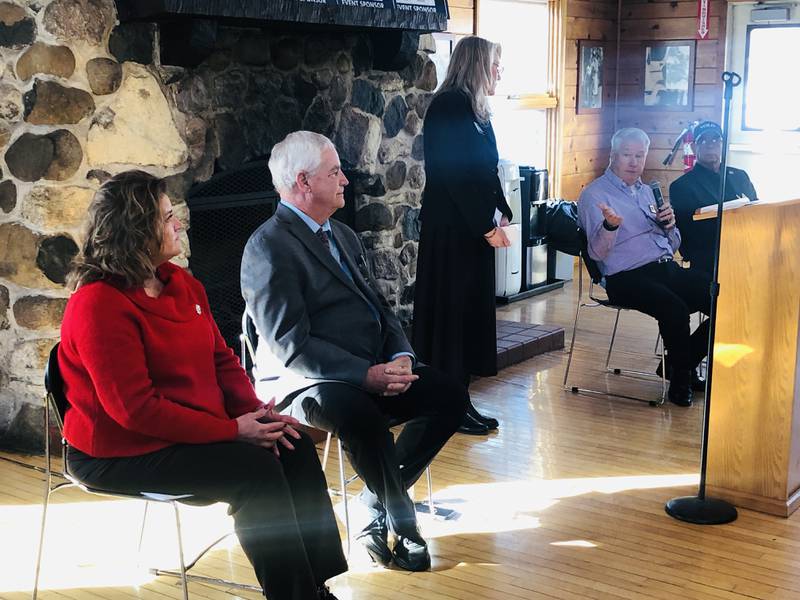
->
[60,262,263,457]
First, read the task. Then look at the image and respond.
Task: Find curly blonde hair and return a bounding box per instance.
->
[68,170,167,290]
[436,35,501,123]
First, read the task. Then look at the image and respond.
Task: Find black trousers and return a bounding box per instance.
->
[605,260,711,372]
[296,366,467,537]
[67,433,347,600]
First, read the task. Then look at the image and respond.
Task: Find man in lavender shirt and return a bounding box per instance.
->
[577,128,710,407]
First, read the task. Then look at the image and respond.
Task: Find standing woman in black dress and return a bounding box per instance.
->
[412,36,512,435]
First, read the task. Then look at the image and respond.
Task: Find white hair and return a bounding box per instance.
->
[610,127,651,153]
[268,131,336,193]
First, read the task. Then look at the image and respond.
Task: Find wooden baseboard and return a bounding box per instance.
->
[705,484,800,518]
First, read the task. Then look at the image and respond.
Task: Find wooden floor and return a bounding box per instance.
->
[3,274,800,600]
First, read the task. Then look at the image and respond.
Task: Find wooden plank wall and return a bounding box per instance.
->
[616,0,727,197]
[441,0,730,200]
[443,0,620,200]
[560,0,619,201]
[447,0,474,34]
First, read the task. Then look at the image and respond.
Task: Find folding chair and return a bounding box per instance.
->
[240,312,435,553]
[562,233,667,406]
[33,344,261,600]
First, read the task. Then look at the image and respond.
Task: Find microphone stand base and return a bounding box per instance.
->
[665,495,738,525]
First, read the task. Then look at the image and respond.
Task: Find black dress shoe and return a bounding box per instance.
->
[466,403,499,430]
[457,412,489,435]
[668,383,693,407]
[656,362,706,392]
[317,584,339,600]
[392,534,431,571]
[356,514,392,565]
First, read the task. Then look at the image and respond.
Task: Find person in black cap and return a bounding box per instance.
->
[670,120,759,278]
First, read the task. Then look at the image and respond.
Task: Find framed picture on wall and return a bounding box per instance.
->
[642,40,696,110]
[577,40,604,114]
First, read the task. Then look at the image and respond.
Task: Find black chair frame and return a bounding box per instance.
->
[562,234,667,406]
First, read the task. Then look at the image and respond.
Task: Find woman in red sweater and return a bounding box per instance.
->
[60,171,346,600]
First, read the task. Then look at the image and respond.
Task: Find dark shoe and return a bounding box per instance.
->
[656,362,706,392]
[667,369,693,407]
[668,384,693,407]
[356,514,392,566]
[392,533,431,571]
[317,584,339,600]
[466,402,499,430]
[457,412,489,435]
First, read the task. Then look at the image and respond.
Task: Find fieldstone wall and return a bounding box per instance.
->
[0,0,438,450]
[158,26,436,322]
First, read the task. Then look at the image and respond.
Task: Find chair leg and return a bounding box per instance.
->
[426,466,434,517]
[658,340,667,406]
[321,432,332,472]
[33,394,54,600]
[137,501,150,561]
[337,438,351,555]
[32,480,51,600]
[562,301,583,388]
[171,502,190,600]
[605,310,622,371]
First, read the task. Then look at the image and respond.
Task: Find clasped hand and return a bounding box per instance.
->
[363,355,418,396]
[484,215,512,248]
[236,398,302,456]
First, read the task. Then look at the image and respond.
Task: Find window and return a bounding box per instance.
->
[489,101,548,167]
[478,0,558,172]
[743,24,800,131]
[726,2,800,202]
[478,0,550,96]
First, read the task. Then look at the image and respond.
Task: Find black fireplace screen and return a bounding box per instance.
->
[186,160,356,350]
[187,161,279,350]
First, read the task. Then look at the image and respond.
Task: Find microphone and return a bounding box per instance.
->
[649,181,665,209]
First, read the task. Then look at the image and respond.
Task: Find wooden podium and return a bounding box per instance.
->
[697,198,800,517]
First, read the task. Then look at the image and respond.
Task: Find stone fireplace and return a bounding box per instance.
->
[0,0,440,450]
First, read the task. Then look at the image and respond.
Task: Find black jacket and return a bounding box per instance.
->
[412,89,512,381]
[418,90,512,235]
[670,163,758,276]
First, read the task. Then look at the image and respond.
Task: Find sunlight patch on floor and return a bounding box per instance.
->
[0,497,233,593]
[2,472,698,593]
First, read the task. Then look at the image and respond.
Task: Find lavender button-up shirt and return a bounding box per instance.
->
[577,168,680,277]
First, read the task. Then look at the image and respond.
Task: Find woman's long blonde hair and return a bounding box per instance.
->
[436,35,501,123]
[67,171,167,290]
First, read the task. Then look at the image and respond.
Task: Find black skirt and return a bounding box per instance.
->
[412,219,498,383]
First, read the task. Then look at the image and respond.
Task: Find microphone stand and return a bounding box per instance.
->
[664,72,741,525]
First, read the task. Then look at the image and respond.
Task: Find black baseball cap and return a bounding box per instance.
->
[693,121,722,142]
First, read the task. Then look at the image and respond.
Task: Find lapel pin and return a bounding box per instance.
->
[195,304,202,315]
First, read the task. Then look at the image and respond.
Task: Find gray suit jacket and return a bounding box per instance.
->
[241,203,414,412]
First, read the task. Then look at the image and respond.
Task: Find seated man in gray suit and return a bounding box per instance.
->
[241,131,468,572]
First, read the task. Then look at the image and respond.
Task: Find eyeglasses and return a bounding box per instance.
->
[697,136,722,146]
